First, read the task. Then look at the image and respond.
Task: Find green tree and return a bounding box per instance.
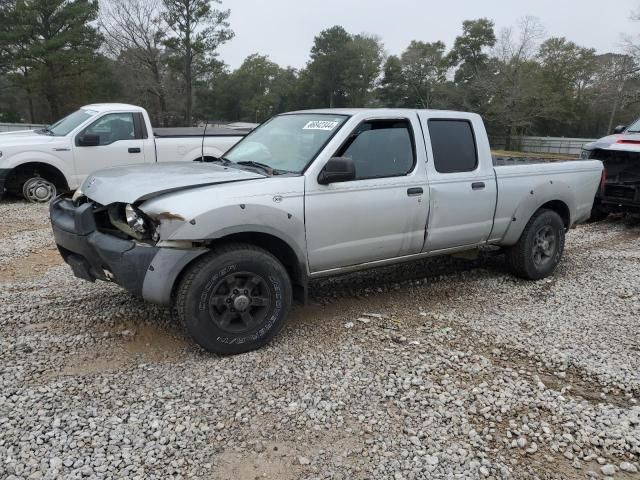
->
[163,0,233,125]
[0,1,14,73]
[265,66,299,114]
[343,34,384,106]
[0,0,102,120]
[483,17,547,147]
[590,53,640,135]
[378,42,450,108]
[228,54,286,121]
[400,40,448,108]
[449,18,497,83]
[536,37,597,135]
[378,55,408,106]
[447,18,498,118]
[307,25,352,107]
[197,55,300,122]
[305,26,383,107]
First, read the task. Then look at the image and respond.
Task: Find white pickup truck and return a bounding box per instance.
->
[0,103,252,202]
[51,108,603,354]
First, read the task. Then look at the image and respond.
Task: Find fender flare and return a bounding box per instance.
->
[500,179,575,246]
[207,223,308,274]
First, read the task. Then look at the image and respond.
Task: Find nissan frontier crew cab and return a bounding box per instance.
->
[0,103,252,203]
[50,109,604,355]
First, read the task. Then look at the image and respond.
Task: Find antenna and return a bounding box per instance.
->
[201,120,208,162]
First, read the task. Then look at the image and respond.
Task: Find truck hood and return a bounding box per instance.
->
[0,130,64,148]
[583,132,640,153]
[82,162,266,205]
[0,129,39,138]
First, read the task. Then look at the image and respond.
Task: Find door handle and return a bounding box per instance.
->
[407,187,423,196]
[128,147,141,154]
[471,182,485,190]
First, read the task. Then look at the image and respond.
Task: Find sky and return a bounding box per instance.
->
[217,0,639,69]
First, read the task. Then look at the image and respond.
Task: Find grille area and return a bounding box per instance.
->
[604,185,636,200]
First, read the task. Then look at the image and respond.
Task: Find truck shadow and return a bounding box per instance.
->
[308,251,507,303]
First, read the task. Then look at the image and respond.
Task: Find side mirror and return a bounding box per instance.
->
[77,134,100,147]
[318,157,356,185]
[612,125,626,134]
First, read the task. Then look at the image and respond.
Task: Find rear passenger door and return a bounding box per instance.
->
[305,116,429,272]
[419,114,497,252]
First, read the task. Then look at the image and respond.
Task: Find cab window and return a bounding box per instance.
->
[79,113,136,146]
[335,119,415,180]
[428,119,478,173]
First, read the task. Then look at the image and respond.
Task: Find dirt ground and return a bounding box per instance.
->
[0,200,638,480]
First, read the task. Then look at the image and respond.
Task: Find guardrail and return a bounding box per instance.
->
[0,122,45,132]
[490,136,596,156]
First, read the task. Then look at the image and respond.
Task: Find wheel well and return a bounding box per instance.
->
[539,200,570,228]
[210,232,306,287]
[6,162,69,193]
[171,232,307,306]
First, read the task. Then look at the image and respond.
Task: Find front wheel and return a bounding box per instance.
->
[22,176,57,203]
[506,209,565,280]
[176,244,292,355]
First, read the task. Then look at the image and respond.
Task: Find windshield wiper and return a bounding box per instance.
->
[235,160,283,176]
[224,159,292,175]
[209,156,232,165]
[236,160,273,175]
[37,127,54,136]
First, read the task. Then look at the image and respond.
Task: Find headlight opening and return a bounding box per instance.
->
[108,203,156,241]
[125,204,147,235]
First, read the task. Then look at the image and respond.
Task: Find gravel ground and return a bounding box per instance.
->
[0,200,639,480]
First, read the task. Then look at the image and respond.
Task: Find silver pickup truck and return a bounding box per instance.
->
[50,109,603,354]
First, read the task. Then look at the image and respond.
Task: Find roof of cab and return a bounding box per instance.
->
[283,108,480,118]
[81,103,146,113]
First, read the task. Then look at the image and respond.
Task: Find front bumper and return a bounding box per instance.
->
[50,196,159,297]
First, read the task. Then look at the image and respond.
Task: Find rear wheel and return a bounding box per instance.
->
[22,176,57,203]
[176,244,292,355]
[506,209,565,280]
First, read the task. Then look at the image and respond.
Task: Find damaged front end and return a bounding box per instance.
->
[586,148,640,216]
[50,195,207,304]
[50,195,159,294]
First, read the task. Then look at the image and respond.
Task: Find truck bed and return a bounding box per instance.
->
[492,156,574,166]
[154,126,252,138]
[490,158,603,242]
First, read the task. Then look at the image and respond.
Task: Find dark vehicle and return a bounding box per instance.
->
[582,121,640,219]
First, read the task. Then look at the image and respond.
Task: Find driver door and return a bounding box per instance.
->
[73,112,151,182]
[304,116,429,272]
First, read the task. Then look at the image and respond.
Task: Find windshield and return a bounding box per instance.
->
[224,114,348,173]
[626,118,640,133]
[47,109,98,136]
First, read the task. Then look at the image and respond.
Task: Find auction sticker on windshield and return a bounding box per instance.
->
[303,120,339,131]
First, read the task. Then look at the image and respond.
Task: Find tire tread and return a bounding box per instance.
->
[506,208,565,280]
[175,242,291,354]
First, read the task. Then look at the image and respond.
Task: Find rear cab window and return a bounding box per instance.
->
[428,119,478,173]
